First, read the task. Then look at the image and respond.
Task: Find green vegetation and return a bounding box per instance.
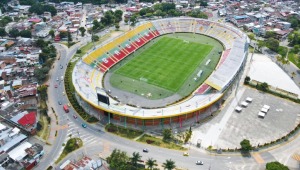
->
[266,161,289,170]
[34,39,56,83]
[29,3,57,16]
[107,149,130,170]
[92,10,123,32]
[162,159,176,170]
[64,34,110,122]
[109,33,222,100]
[37,84,51,141]
[240,139,252,152]
[138,134,186,150]
[36,115,50,140]
[0,16,12,27]
[287,16,300,30]
[55,138,83,164]
[107,149,174,170]
[107,149,147,170]
[288,52,300,68]
[105,123,143,139]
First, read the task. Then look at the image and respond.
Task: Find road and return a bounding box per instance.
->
[37,24,300,170]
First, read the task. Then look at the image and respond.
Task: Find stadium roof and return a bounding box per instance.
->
[205,39,247,91]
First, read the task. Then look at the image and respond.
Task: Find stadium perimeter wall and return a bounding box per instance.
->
[72,18,249,128]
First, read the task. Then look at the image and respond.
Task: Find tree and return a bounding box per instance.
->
[19,29,32,38]
[19,0,36,5]
[92,35,99,42]
[59,31,68,39]
[265,31,277,39]
[49,30,55,39]
[67,31,72,42]
[248,33,255,40]
[184,126,192,143]
[92,19,100,31]
[115,23,120,31]
[266,161,289,170]
[162,129,172,142]
[0,28,6,38]
[37,85,48,100]
[9,29,19,39]
[0,16,13,27]
[287,16,300,29]
[34,67,50,82]
[79,27,86,37]
[244,76,251,85]
[146,158,158,170]
[130,152,141,167]
[114,10,123,23]
[200,0,208,6]
[266,38,279,52]
[124,18,129,24]
[29,3,57,16]
[130,15,137,26]
[240,139,252,152]
[162,159,176,170]
[292,45,300,54]
[139,8,147,16]
[106,149,129,170]
[35,39,48,48]
[257,40,265,50]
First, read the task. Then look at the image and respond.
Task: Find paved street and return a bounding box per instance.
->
[35,21,300,170]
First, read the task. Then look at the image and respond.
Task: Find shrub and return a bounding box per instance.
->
[146,140,154,144]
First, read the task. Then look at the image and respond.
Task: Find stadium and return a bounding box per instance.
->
[72,18,249,129]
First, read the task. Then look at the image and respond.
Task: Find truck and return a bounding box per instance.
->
[63,105,69,113]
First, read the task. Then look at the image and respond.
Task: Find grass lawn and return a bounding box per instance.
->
[105,123,144,139]
[37,115,50,140]
[288,52,300,69]
[109,33,223,99]
[55,138,83,164]
[137,134,186,150]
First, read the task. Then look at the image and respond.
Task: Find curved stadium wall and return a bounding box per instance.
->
[72,18,249,128]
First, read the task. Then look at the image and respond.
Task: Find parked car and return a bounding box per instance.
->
[82,123,87,128]
[196,161,204,165]
[183,152,189,156]
[143,149,148,153]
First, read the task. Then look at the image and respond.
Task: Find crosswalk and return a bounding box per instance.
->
[64,121,101,146]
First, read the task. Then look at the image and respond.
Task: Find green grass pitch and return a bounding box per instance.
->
[108,33,223,99]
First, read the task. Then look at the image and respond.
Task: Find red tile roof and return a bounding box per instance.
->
[18,112,36,126]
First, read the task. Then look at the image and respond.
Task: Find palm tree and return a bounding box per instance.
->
[130,152,141,167]
[276,55,284,66]
[146,158,158,170]
[162,159,176,170]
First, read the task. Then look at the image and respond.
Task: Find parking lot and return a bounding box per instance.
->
[192,87,300,149]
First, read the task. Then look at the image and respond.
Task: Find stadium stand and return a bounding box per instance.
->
[74,18,249,126]
[196,84,210,94]
[82,18,248,92]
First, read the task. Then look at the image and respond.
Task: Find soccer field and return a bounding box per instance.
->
[109,33,223,99]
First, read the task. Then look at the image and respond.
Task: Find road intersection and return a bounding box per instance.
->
[35,26,300,170]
